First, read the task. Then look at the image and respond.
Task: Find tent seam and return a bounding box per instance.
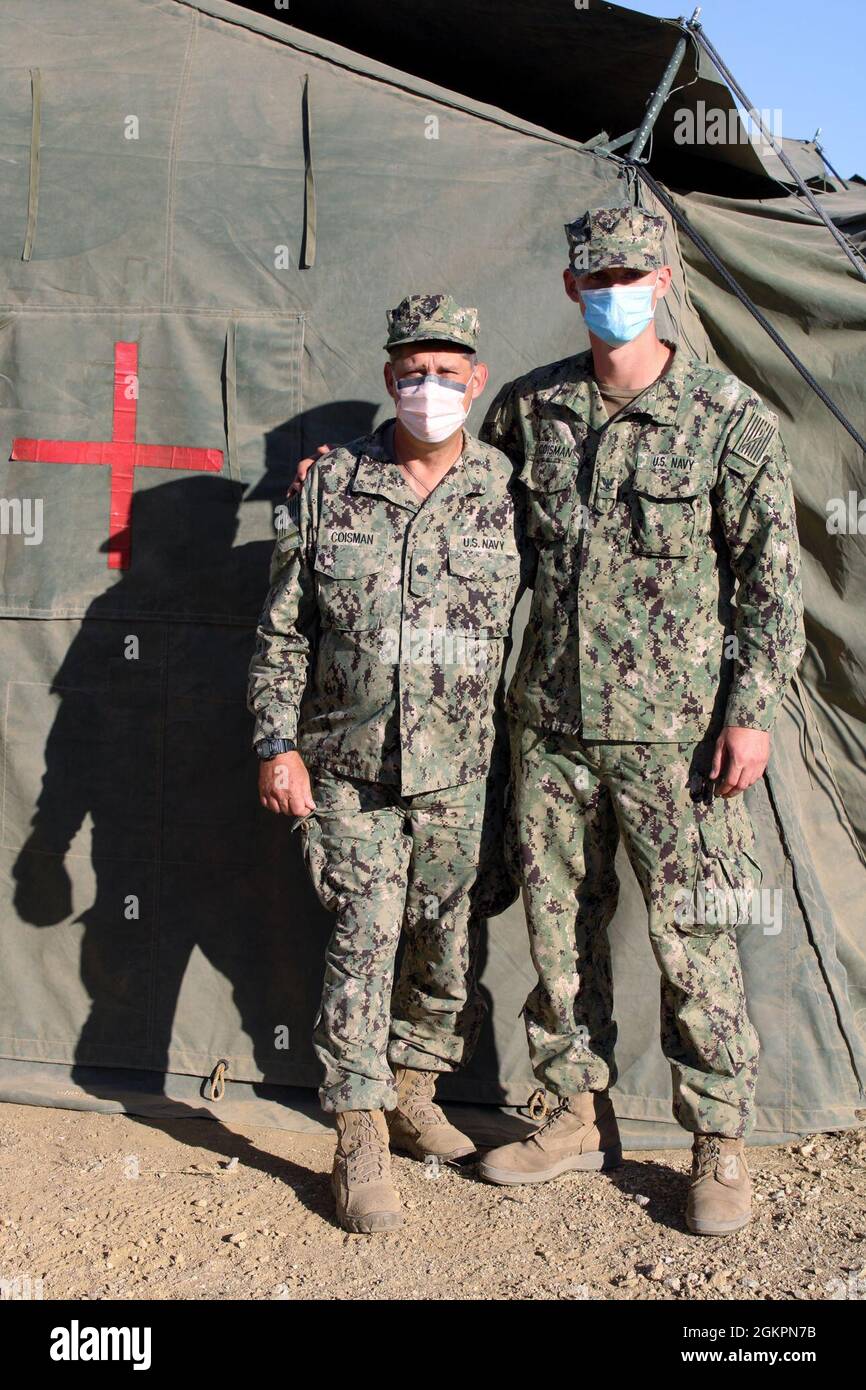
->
[168,0,608,161]
[764,765,866,1098]
[144,624,171,1056]
[22,68,41,263]
[163,8,198,305]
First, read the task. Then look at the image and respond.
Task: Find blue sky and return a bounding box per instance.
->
[616,0,865,177]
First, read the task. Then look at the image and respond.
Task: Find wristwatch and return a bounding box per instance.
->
[255,737,298,760]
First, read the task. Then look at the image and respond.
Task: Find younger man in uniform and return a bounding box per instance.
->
[477,208,805,1236]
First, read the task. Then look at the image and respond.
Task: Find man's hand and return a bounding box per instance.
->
[288,443,332,496]
[710,726,771,797]
[259,751,316,817]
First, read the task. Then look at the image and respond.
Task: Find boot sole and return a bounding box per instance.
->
[686,1212,751,1236]
[338,1210,403,1235]
[479,1145,623,1185]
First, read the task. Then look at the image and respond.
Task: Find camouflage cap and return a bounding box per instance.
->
[564,206,666,275]
[384,293,479,352]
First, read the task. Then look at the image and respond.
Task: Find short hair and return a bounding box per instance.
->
[388,339,476,365]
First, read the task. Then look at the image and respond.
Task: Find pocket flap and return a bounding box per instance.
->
[632,454,715,500]
[526,452,573,493]
[697,802,763,884]
[448,544,518,583]
[314,544,383,579]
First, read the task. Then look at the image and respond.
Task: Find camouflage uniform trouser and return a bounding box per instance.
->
[511,721,762,1138]
[303,766,514,1113]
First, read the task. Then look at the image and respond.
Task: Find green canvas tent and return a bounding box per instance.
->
[0,0,864,1147]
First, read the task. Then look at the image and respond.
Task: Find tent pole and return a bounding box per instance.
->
[812,128,849,191]
[687,20,866,283]
[626,160,866,456]
[626,31,690,161]
[816,146,848,189]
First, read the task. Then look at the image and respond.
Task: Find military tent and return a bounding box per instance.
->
[0,0,864,1147]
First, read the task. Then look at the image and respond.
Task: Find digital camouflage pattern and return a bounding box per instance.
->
[384,293,480,352]
[249,418,522,1111]
[303,767,506,1112]
[481,341,806,741]
[564,206,666,275]
[511,723,761,1136]
[247,422,524,794]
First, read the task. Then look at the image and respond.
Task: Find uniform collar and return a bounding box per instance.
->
[543,339,690,430]
[350,421,488,508]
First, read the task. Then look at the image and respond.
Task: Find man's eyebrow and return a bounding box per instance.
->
[399,364,462,374]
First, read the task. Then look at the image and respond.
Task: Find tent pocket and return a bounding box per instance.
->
[630,455,714,558]
[313,544,383,631]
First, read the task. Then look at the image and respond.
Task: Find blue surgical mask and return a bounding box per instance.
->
[579,276,658,346]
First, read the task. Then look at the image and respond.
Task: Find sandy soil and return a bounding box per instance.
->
[1,1102,864,1301]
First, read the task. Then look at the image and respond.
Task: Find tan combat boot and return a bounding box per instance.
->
[332,1109,402,1234]
[386,1066,476,1162]
[686,1134,751,1235]
[478,1091,623,1185]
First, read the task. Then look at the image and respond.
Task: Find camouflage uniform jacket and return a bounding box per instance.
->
[248,423,524,795]
[480,342,805,741]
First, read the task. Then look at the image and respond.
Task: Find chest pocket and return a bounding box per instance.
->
[629,454,716,558]
[447,544,519,637]
[313,545,383,631]
[523,449,582,544]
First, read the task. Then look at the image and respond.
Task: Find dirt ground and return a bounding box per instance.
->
[1,1101,865,1302]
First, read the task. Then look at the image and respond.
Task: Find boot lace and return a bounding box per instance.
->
[400,1075,447,1129]
[693,1134,722,1179]
[343,1113,388,1185]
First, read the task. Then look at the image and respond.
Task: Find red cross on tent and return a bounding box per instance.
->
[11,341,223,569]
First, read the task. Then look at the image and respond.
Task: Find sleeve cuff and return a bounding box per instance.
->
[252,715,299,748]
[723,687,779,731]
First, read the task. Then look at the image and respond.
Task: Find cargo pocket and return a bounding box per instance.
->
[689,800,763,933]
[630,455,715,558]
[313,545,383,631]
[447,544,519,637]
[296,812,333,912]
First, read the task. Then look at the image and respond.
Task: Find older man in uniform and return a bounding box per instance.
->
[248,295,522,1233]
[476,207,805,1236]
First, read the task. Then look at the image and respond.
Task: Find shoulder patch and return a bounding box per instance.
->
[285,491,301,527]
[731,406,778,466]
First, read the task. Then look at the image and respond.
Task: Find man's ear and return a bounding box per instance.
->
[654,266,673,303]
[469,362,489,398]
[563,268,583,308]
[383,360,396,398]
